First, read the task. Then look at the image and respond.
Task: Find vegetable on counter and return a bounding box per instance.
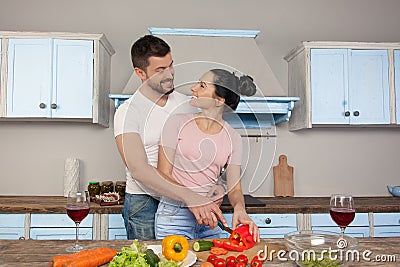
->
[229,225,256,250]
[144,248,160,267]
[109,239,181,267]
[192,240,214,252]
[162,235,189,262]
[49,247,117,267]
[212,224,257,252]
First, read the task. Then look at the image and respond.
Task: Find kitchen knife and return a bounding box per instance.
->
[217,220,233,234]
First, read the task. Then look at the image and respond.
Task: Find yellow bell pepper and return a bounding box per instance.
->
[162,235,189,262]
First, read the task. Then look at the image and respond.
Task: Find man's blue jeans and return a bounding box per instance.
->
[122,193,159,240]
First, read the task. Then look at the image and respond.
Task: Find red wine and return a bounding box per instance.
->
[330,208,355,227]
[67,206,90,223]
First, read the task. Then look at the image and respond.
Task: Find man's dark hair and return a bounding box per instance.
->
[131,35,171,71]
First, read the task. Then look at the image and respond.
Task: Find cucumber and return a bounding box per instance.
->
[192,240,214,252]
[144,248,160,267]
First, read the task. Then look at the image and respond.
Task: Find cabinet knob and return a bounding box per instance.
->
[39,103,46,109]
[51,103,57,109]
[344,111,350,117]
[265,217,272,224]
[353,111,360,117]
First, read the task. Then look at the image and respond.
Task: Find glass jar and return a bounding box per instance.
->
[100,181,114,194]
[87,182,100,197]
[115,181,126,198]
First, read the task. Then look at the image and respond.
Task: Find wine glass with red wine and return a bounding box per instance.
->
[330,194,355,237]
[66,191,90,252]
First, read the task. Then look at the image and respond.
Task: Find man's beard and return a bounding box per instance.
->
[149,78,174,95]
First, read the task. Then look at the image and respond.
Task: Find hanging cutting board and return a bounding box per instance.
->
[273,155,294,197]
[193,240,287,262]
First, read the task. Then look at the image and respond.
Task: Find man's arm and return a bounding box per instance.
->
[115,133,227,228]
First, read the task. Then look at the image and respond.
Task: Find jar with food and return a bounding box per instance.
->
[100,181,114,194]
[115,181,126,198]
[87,182,100,197]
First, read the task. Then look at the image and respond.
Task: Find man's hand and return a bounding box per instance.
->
[206,184,225,206]
[188,202,226,229]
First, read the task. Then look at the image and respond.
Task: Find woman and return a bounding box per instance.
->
[155,69,260,241]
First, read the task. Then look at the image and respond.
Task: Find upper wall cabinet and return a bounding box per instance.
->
[285,41,400,131]
[0,31,115,127]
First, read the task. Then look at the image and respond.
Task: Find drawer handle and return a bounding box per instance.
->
[39,103,46,109]
[51,103,57,109]
[265,217,272,224]
[344,111,350,117]
[353,111,360,117]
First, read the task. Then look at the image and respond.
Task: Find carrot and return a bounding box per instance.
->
[49,247,117,267]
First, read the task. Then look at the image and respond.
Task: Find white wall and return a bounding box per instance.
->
[0,0,399,196]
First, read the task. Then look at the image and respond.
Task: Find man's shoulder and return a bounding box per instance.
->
[169,91,190,102]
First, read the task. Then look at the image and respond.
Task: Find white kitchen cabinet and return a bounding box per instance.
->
[285,42,399,130]
[108,214,127,240]
[395,50,400,124]
[311,213,370,238]
[373,213,400,237]
[0,31,115,126]
[223,213,297,238]
[30,214,93,240]
[0,214,24,240]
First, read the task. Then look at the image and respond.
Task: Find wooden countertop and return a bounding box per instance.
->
[1,238,400,266]
[0,196,400,214]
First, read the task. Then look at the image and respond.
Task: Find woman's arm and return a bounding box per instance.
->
[157,145,179,185]
[226,164,260,242]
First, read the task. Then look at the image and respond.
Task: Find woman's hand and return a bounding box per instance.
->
[232,207,260,242]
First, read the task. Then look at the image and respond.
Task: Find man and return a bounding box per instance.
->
[114,35,226,239]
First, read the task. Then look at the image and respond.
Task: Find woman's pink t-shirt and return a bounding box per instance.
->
[160,113,242,196]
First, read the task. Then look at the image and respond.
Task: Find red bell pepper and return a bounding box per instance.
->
[229,225,256,249]
[221,241,246,252]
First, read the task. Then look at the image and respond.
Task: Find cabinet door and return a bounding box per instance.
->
[395,50,400,124]
[373,213,400,237]
[52,39,93,118]
[7,39,52,117]
[349,50,390,124]
[310,49,349,124]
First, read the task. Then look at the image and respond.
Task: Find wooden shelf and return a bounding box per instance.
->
[1,196,399,214]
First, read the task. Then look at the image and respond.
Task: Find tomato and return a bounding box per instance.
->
[250,255,263,267]
[212,239,225,248]
[214,258,226,267]
[200,262,214,267]
[207,254,218,265]
[236,254,248,265]
[225,255,237,267]
[210,247,229,255]
[236,262,246,267]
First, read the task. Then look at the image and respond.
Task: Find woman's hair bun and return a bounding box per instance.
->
[238,75,256,96]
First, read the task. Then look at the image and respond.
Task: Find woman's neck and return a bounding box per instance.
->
[195,109,224,134]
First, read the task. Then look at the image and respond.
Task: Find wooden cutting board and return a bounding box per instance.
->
[273,155,294,197]
[193,240,287,262]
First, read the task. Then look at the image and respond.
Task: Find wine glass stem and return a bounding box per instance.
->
[75,223,80,247]
[340,227,345,237]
